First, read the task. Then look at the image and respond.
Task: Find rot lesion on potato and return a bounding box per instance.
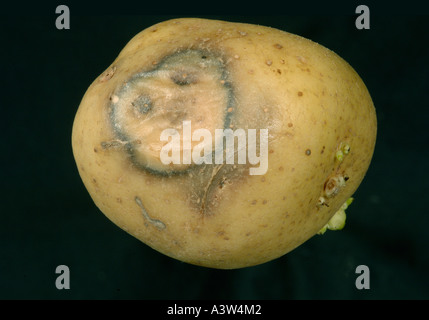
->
[105,49,234,176]
[97,47,276,217]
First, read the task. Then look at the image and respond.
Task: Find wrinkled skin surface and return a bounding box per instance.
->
[72,18,377,269]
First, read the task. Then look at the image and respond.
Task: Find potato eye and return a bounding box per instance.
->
[171,71,197,86]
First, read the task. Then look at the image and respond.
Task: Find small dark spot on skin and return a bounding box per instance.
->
[298,91,303,97]
[92,178,97,184]
[344,176,350,181]
[223,237,230,241]
[279,166,284,171]
[321,146,325,154]
[277,69,282,74]
[246,232,252,237]
[291,168,295,172]
[274,44,283,49]
[201,55,207,59]
[287,123,293,127]
[251,200,257,205]
[217,231,225,236]
[305,149,311,156]
[269,149,274,154]
[282,196,286,201]
[262,200,267,205]
[93,147,98,153]
[116,198,122,203]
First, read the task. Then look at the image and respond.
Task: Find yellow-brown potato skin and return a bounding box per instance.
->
[72,18,377,269]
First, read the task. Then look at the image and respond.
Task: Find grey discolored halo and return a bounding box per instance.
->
[107,49,236,176]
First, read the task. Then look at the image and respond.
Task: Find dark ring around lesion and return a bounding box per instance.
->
[106,49,236,177]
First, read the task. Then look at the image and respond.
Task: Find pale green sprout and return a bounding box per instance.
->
[318,197,354,235]
[335,143,351,162]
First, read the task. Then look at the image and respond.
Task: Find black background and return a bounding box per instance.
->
[1,1,428,300]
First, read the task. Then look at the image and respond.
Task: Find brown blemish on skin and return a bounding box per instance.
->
[99,66,116,82]
[287,123,293,127]
[262,200,267,205]
[251,200,257,205]
[279,166,284,171]
[305,149,311,156]
[100,140,126,150]
[93,147,98,153]
[321,146,325,154]
[274,43,283,49]
[298,91,303,97]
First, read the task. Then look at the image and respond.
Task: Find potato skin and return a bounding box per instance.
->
[72,18,376,269]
